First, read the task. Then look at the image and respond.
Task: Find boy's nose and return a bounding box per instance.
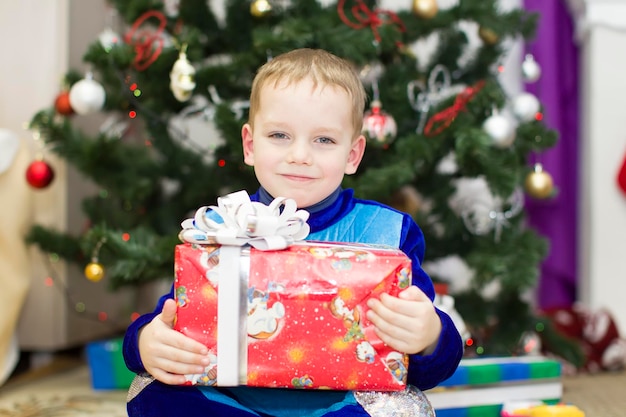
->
[287,140,312,164]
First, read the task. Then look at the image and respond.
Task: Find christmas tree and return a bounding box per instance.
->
[27,0,560,357]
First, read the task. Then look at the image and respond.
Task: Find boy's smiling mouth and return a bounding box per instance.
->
[281,173,315,181]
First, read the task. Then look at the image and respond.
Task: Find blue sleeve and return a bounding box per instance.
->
[399,216,464,390]
[123,284,175,374]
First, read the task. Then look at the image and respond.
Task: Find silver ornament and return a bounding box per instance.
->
[522,54,541,83]
[483,112,515,148]
[69,73,106,115]
[512,92,540,122]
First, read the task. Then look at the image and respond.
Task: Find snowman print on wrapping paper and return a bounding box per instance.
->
[384,351,408,384]
[356,341,376,363]
[330,296,365,342]
[308,244,410,281]
[396,267,411,289]
[308,246,376,271]
[291,374,314,388]
[184,352,218,386]
[247,284,285,339]
[355,343,410,385]
[199,248,220,286]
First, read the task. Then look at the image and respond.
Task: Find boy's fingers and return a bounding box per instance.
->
[398,285,429,301]
[159,299,177,327]
[151,368,188,385]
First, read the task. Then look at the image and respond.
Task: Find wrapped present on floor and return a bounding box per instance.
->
[173,191,411,391]
[424,356,562,417]
[86,337,136,389]
[501,402,585,417]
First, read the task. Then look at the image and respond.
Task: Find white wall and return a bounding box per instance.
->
[0,0,71,349]
[577,0,626,334]
[0,0,137,351]
[0,1,70,227]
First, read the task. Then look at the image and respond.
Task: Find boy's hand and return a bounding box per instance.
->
[366,285,442,355]
[138,298,212,385]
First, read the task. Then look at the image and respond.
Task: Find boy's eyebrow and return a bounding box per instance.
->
[314,127,344,137]
[261,120,291,130]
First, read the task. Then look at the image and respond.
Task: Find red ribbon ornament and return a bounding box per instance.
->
[424,80,486,137]
[617,149,626,196]
[124,10,167,71]
[337,0,405,46]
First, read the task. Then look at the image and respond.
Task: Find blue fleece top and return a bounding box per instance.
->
[123,188,463,395]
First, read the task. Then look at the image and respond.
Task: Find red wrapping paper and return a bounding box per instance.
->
[174,241,411,391]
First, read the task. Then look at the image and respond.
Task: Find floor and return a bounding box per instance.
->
[1,354,625,417]
[560,370,626,417]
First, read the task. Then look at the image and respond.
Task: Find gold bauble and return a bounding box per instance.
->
[525,164,554,199]
[389,185,422,216]
[250,0,272,17]
[412,0,438,19]
[85,262,105,282]
[478,26,499,45]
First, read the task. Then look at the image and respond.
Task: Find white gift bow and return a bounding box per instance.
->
[179,190,310,250]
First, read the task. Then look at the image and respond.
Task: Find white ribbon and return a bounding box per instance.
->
[179,190,309,386]
[460,189,524,243]
[408,65,467,134]
[179,190,310,251]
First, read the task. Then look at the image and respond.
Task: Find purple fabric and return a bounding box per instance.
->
[523,0,579,309]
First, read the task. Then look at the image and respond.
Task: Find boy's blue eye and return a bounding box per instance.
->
[270,132,288,139]
[316,137,335,144]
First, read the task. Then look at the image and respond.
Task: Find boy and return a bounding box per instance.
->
[123,48,463,416]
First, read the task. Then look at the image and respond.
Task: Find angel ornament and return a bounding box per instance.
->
[170,47,196,102]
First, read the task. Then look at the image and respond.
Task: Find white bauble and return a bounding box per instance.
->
[512,92,540,122]
[98,27,120,51]
[69,75,106,115]
[483,113,515,148]
[522,54,541,83]
[163,0,181,17]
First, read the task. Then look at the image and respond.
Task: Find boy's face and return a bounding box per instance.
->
[242,78,366,208]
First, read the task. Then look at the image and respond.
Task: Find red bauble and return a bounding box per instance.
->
[54,91,74,116]
[362,100,397,146]
[26,159,55,189]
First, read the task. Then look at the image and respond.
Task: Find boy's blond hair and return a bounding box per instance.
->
[248,48,367,138]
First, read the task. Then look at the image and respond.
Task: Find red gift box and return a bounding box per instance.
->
[174,241,411,391]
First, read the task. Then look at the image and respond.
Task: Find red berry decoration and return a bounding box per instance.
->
[54,91,74,116]
[26,159,55,189]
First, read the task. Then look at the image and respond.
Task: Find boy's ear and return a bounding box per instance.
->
[241,123,254,166]
[345,134,366,175]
